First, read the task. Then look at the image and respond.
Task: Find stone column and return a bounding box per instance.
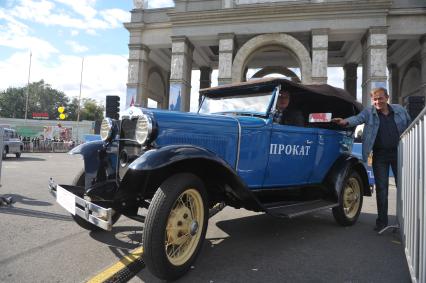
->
[388,64,399,104]
[361,27,388,107]
[127,43,150,108]
[199,67,212,106]
[218,33,235,85]
[344,63,358,99]
[222,0,235,8]
[421,35,426,97]
[311,29,328,84]
[169,36,193,112]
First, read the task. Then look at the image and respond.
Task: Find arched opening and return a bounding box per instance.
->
[232,34,312,84]
[400,61,422,103]
[250,66,301,83]
[147,67,167,108]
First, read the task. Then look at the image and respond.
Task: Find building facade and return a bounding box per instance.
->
[125,0,426,111]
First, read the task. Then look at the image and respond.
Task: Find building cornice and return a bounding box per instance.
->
[167,1,392,27]
[388,7,426,16]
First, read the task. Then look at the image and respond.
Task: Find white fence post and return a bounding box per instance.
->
[0,127,3,185]
[399,107,426,283]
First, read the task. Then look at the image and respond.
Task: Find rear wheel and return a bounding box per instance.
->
[143,173,208,281]
[15,152,21,158]
[332,170,363,226]
[71,170,121,231]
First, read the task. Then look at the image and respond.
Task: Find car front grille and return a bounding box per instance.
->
[118,118,142,179]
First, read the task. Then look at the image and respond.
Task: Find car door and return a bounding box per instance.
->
[263,124,318,187]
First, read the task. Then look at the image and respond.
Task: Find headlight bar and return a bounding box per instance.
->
[100,118,114,142]
[135,114,153,145]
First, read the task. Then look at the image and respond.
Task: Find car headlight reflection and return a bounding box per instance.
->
[135,115,152,145]
[100,118,113,142]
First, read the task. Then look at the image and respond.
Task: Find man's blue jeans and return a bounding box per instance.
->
[372,149,398,227]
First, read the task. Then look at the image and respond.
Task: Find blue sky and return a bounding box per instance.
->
[0,0,174,105]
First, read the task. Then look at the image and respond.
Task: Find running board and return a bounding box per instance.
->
[264,200,338,218]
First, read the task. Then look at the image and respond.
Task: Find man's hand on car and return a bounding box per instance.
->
[331,118,348,126]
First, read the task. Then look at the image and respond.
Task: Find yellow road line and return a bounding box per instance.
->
[87,247,144,283]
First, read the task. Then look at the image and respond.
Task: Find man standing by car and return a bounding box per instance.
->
[332,87,411,231]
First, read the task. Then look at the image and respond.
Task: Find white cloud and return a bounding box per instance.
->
[70,30,79,36]
[0,52,128,105]
[327,67,344,88]
[53,0,97,19]
[66,40,89,53]
[100,9,131,28]
[0,10,58,57]
[6,0,130,32]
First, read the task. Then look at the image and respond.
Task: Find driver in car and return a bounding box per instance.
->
[274,90,305,126]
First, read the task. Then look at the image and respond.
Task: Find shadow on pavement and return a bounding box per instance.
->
[0,194,52,206]
[90,226,143,264]
[0,206,72,221]
[135,211,410,283]
[2,156,46,162]
[90,226,142,250]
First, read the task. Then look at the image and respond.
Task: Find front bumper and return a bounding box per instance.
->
[49,178,113,231]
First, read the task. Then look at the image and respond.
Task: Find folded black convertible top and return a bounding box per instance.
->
[200,78,363,115]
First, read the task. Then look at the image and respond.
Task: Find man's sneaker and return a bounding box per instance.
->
[374,224,386,232]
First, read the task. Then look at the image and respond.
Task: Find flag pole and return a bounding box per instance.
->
[24,51,32,121]
[76,57,84,143]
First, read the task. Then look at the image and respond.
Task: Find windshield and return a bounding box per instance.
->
[198,91,274,116]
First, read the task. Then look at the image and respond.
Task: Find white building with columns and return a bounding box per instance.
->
[125,0,426,111]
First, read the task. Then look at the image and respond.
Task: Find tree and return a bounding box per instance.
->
[0,80,104,121]
[68,98,104,121]
[0,80,69,119]
[80,98,104,121]
[0,87,26,118]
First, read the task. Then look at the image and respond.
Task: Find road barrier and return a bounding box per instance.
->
[398,106,426,283]
[22,141,74,153]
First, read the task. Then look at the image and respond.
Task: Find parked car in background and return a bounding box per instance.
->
[2,128,23,159]
[49,78,371,280]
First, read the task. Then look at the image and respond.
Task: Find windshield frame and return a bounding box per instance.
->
[198,85,280,118]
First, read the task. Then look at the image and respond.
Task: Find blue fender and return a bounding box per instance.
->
[128,145,232,171]
[119,145,263,211]
[69,141,105,188]
[323,154,371,202]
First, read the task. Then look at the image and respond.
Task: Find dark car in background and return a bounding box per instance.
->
[2,128,23,159]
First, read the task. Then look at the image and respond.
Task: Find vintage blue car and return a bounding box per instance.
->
[49,78,370,280]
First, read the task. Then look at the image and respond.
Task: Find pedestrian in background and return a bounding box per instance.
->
[332,87,411,232]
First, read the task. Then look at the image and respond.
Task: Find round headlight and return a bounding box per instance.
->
[135,115,152,145]
[100,118,113,142]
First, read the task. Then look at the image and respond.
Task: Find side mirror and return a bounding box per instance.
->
[308,113,332,123]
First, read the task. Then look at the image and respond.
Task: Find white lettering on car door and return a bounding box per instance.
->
[269,143,311,156]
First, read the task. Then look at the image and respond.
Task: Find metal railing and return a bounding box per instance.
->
[398,106,426,283]
[22,141,75,153]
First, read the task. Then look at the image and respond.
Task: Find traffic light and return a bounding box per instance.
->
[106,95,120,120]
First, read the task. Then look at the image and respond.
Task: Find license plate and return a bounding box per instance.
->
[57,186,76,215]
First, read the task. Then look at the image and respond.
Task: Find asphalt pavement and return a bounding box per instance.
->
[0,153,411,283]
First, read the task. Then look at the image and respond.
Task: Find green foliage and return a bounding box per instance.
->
[0,80,104,121]
[68,97,104,121]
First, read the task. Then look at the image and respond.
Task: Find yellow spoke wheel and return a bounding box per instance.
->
[343,177,361,219]
[143,173,208,281]
[332,171,364,226]
[165,188,205,266]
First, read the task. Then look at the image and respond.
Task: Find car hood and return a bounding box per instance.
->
[147,109,241,167]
